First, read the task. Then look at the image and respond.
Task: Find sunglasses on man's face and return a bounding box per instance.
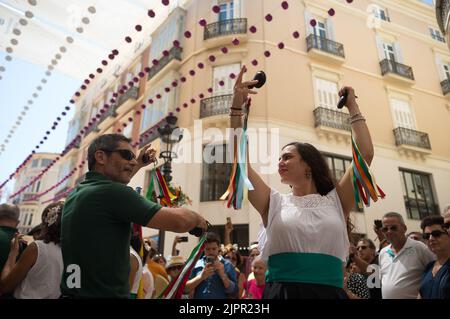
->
[422,230,449,240]
[102,149,136,161]
[444,222,450,230]
[357,245,368,251]
[381,225,399,233]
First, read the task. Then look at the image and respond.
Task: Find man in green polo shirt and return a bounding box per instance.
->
[60,134,207,298]
[0,204,20,279]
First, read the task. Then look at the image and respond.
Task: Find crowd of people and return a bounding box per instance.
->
[1,202,449,299]
[0,66,449,299]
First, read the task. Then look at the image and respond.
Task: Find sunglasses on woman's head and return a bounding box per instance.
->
[422,230,449,240]
[101,149,136,161]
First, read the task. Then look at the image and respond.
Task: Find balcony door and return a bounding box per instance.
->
[213,63,241,96]
[390,98,416,130]
[219,0,234,22]
[443,63,450,81]
[383,42,396,62]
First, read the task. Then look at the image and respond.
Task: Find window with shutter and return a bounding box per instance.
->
[315,78,339,109]
[213,63,241,96]
[390,98,416,130]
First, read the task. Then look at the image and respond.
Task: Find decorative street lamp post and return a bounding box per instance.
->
[156,114,183,253]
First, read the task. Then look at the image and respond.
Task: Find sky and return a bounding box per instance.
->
[0,50,79,202]
[0,0,181,202]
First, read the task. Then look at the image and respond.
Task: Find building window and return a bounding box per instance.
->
[200,144,232,202]
[213,63,241,96]
[31,159,39,168]
[389,98,416,129]
[429,27,445,42]
[41,159,52,167]
[400,169,438,220]
[323,153,363,212]
[372,5,390,22]
[443,63,450,81]
[219,0,234,21]
[313,19,327,38]
[314,77,339,109]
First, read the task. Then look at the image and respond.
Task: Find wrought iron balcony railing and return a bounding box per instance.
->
[393,127,431,150]
[313,107,351,132]
[200,94,233,119]
[441,79,450,95]
[306,34,345,59]
[117,86,139,107]
[436,0,450,34]
[380,59,415,81]
[204,18,247,40]
[97,104,117,126]
[148,46,183,81]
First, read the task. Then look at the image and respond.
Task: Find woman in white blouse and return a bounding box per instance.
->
[230,66,374,299]
[0,202,64,299]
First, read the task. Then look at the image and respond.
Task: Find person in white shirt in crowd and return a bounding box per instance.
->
[0,202,64,299]
[379,212,435,299]
[129,229,143,299]
[141,244,154,299]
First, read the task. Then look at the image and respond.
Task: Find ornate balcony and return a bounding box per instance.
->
[204,18,247,40]
[441,79,450,95]
[306,34,345,63]
[200,94,233,119]
[148,46,183,81]
[97,105,117,127]
[117,86,139,108]
[380,59,415,84]
[436,0,450,35]
[313,107,351,132]
[394,127,431,151]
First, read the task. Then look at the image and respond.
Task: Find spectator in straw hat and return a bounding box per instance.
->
[166,255,185,282]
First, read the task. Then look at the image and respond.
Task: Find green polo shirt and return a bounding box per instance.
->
[60,171,162,298]
[0,226,18,273]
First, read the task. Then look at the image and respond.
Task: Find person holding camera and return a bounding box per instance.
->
[185,232,237,299]
[231,66,375,298]
[60,134,208,298]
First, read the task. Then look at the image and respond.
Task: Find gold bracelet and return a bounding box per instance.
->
[229,112,244,116]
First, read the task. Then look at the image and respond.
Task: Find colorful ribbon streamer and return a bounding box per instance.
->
[158,235,207,299]
[221,100,254,210]
[145,168,177,206]
[351,135,385,208]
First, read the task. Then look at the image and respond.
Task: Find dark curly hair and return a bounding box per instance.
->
[38,201,64,245]
[283,142,354,237]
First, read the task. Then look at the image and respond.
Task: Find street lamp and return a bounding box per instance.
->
[156,114,183,253]
[157,114,183,182]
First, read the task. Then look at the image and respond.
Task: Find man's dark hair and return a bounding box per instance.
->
[421,215,445,231]
[88,134,132,170]
[205,232,221,246]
